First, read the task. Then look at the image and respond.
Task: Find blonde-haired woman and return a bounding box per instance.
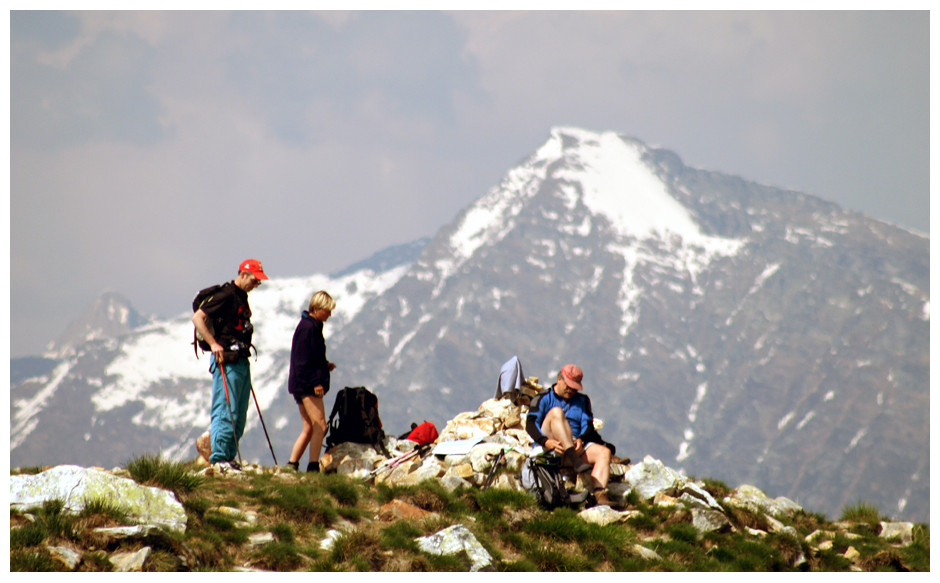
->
[286,290,336,472]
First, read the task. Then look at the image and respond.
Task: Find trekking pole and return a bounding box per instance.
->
[249,383,278,466]
[370,448,419,478]
[218,361,243,465]
[482,448,507,490]
[370,443,430,477]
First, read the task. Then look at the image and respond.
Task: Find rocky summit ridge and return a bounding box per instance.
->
[9,126,929,525]
[10,393,926,572]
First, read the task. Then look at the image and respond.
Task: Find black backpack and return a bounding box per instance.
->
[521,452,588,509]
[191,283,255,359]
[192,284,224,356]
[324,387,390,456]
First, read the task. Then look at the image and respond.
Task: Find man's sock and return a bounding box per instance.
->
[563,446,593,473]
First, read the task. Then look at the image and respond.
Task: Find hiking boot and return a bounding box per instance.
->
[285,461,299,472]
[593,489,613,507]
[306,461,320,473]
[214,460,242,474]
[563,446,593,474]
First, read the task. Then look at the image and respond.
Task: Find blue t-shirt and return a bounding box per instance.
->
[527,385,594,441]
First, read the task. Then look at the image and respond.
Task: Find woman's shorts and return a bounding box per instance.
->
[293,387,329,404]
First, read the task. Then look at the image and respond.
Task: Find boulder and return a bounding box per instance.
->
[380,499,433,521]
[879,521,914,546]
[578,505,640,526]
[723,484,802,518]
[691,507,732,535]
[248,532,276,548]
[678,481,722,510]
[10,465,187,532]
[47,545,82,570]
[415,524,493,572]
[632,544,663,562]
[614,455,686,502]
[109,546,152,572]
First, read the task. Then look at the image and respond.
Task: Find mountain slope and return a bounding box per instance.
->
[10,127,929,523]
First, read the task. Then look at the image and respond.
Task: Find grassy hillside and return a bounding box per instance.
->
[9,456,930,572]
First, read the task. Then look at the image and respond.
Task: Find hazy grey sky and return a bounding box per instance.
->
[8,10,930,358]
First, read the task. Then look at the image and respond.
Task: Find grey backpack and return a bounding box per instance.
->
[521,452,587,508]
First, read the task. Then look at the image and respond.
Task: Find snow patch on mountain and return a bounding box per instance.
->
[11,360,73,449]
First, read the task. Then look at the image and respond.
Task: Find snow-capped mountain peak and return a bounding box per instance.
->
[10,127,928,524]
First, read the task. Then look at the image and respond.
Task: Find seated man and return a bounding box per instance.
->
[526,363,613,506]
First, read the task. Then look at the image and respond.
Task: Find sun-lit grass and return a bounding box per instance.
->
[7,465,930,572]
[124,453,205,493]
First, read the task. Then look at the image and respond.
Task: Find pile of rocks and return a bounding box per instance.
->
[323,393,628,493]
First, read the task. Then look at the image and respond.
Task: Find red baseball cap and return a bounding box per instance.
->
[560,364,584,390]
[239,259,269,280]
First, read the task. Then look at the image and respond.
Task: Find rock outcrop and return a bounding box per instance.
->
[9,465,187,533]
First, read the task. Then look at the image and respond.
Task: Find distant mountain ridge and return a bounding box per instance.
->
[9,127,929,523]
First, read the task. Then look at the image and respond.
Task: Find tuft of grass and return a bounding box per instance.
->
[250,541,306,571]
[81,550,113,571]
[839,500,885,525]
[468,487,534,516]
[11,522,47,548]
[896,524,930,572]
[10,549,63,571]
[321,473,361,506]
[701,478,732,500]
[269,522,295,544]
[17,499,76,544]
[381,479,470,517]
[78,497,130,523]
[124,453,205,494]
[380,520,423,552]
[257,482,338,525]
[328,529,385,571]
[666,521,700,544]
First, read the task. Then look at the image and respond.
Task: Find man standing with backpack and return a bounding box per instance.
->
[192,259,268,469]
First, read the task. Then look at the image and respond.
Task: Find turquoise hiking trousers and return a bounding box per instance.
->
[208,356,252,464]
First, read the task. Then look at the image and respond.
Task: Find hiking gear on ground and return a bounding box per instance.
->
[208,357,250,464]
[250,381,278,466]
[564,446,593,474]
[404,421,439,445]
[324,386,390,456]
[397,423,419,439]
[496,355,525,399]
[192,282,255,359]
[306,461,320,473]
[521,451,587,509]
[482,449,508,490]
[239,258,268,280]
[370,443,432,478]
[285,461,299,472]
